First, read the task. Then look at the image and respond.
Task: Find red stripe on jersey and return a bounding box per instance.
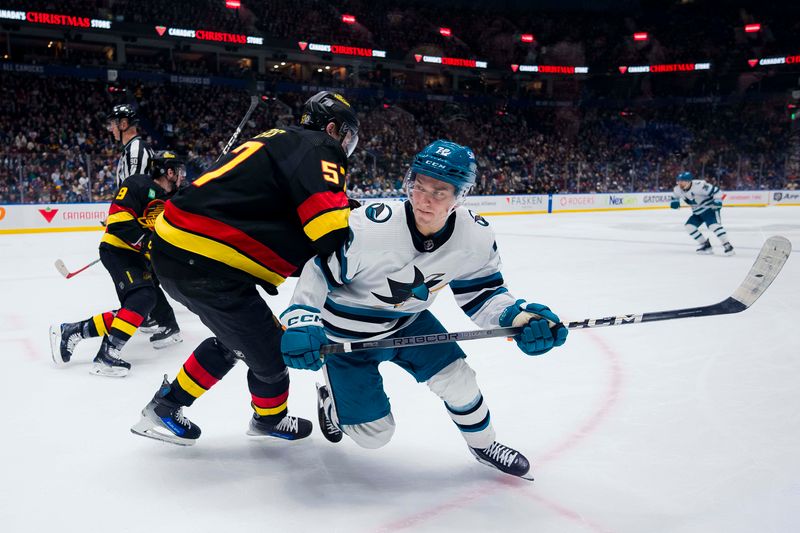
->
[108,204,137,217]
[296,191,349,225]
[183,353,220,390]
[116,308,144,327]
[164,202,297,277]
[251,390,289,409]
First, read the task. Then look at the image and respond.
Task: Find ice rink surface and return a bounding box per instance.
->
[1,206,798,533]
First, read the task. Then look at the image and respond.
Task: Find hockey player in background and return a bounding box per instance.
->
[49,151,184,377]
[279,140,568,480]
[106,103,161,333]
[130,91,360,446]
[671,171,735,255]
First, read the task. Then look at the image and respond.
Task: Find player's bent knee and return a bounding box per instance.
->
[123,286,158,317]
[342,414,395,449]
[427,358,479,407]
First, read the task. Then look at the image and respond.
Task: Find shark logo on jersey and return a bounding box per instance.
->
[365,203,392,223]
[468,209,489,226]
[372,266,445,305]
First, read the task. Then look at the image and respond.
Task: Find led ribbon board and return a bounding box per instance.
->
[0,9,110,29]
[511,64,589,74]
[618,62,711,74]
[298,41,386,58]
[155,26,263,45]
[414,54,487,69]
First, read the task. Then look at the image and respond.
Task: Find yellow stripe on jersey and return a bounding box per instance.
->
[303,208,350,242]
[110,317,138,337]
[154,214,287,287]
[176,368,206,399]
[252,400,288,416]
[92,314,109,336]
[106,211,135,225]
[101,232,139,252]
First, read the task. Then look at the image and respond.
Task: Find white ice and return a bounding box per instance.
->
[1,207,799,533]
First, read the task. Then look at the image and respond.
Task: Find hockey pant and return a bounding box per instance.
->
[152,252,290,424]
[685,209,730,245]
[321,310,496,450]
[83,247,176,349]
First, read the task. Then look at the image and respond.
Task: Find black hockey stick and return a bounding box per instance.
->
[320,236,791,355]
[54,258,101,279]
[216,94,265,161]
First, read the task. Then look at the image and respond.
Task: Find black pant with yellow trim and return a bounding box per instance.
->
[99,246,177,328]
[151,249,290,423]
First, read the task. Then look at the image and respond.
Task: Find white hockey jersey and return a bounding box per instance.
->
[672,179,722,214]
[286,201,521,343]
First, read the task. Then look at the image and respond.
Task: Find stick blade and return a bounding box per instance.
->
[54,259,70,278]
[730,236,792,308]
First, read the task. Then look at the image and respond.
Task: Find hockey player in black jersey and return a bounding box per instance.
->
[49,151,184,377]
[130,91,360,446]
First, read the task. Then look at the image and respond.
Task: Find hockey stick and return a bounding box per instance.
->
[320,235,791,355]
[54,258,101,279]
[216,94,265,161]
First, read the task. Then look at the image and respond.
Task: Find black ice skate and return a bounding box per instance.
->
[316,383,343,443]
[150,324,182,349]
[48,321,84,366]
[695,240,713,254]
[90,337,131,377]
[470,441,534,481]
[138,316,159,334]
[247,413,312,441]
[723,242,735,256]
[131,374,201,446]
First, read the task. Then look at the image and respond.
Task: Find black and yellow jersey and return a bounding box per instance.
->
[101,174,170,254]
[152,126,351,290]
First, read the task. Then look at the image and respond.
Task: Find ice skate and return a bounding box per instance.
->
[150,325,182,349]
[723,242,735,256]
[470,441,533,481]
[247,413,312,440]
[89,337,130,377]
[138,316,159,334]
[49,321,84,366]
[316,383,343,443]
[695,240,713,254]
[131,374,201,446]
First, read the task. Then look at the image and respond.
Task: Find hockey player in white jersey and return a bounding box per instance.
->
[279,140,568,480]
[671,171,734,255]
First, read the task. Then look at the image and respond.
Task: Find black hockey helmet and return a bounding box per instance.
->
[150,150,184,179]
[300,91,360,156]
[107,104,138,124]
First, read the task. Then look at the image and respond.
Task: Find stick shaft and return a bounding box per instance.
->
[320,236,790,355]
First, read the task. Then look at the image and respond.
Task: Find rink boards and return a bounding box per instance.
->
[1,189,799,234]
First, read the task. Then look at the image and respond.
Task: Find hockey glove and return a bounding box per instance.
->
[279,306,328,371]
[712,200,722,209]
[670,200,680,209]
[499,299,568,356]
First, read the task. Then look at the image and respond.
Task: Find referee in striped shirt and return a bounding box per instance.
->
[107,104,153,186]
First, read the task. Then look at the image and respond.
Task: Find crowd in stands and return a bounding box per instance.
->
[1,71,795,205]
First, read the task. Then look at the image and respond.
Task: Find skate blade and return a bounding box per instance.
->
[151,333,183,350]
[131,417,195,446]
[48,325,68,367]
[89,363,129,378]
[139,326,159,334]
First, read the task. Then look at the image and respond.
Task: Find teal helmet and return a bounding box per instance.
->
[676,171,694,182]
[405,140,477,204]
